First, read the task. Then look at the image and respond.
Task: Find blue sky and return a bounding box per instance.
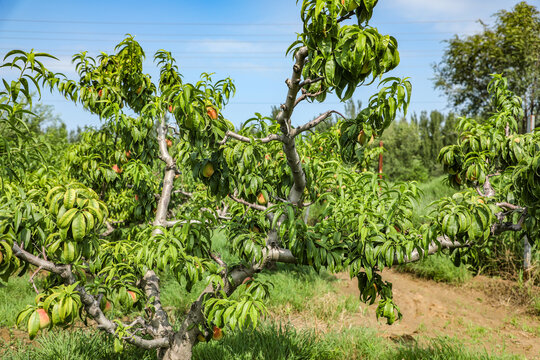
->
[0,0,532,131]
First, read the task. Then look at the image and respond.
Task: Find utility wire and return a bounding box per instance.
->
[0,29,477,37]
[0,18,478,25]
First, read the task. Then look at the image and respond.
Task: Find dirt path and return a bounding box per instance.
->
[283,270,540,359]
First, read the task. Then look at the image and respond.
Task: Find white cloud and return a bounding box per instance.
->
[388,0,525,34]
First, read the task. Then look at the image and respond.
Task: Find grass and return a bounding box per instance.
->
[0,275,38,328]
[259,264,361,321]
[397,254,472,284]
[412,176,456,226]
[1,324,522,360]
[1,330,157,360]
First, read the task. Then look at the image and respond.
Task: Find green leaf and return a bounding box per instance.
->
[57,208,79,229]
[71,212,86,242]
[27,310,40,340]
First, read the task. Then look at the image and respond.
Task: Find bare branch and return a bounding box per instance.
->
[275,46,309,134]
[496,202,525,211]
[298,76,324,88]
[173,189,193,197]
[29,265,43,294]
[228,194,267,211]
[482,176,496,197]
[291,110,346,136]
[163,219,202,227]
[491,208,527,235]
[337,11,355,23]
[210,253,228,270]
[218,130,283,145]
[100,221,115,237]
[395,236,469,265]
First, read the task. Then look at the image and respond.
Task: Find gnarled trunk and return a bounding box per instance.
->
[162,333,196,360]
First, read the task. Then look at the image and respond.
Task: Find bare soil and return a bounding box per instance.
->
[276,269,540,359]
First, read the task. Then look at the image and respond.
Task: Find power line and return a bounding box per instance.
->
[0,35,450,42]
[0,18,302,26]
[0,29,477,37]
[0,18,479,26]
[0,30,295,38]
[0,47,445,55]
[0,36,294,44]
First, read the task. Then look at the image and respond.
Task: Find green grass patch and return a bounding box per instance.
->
[1,323,521,360]
[412,176,456,226]
[195,323,519,360]
[397,254,472,284]
[0,330,157,360]
[0,275,37,328]
[257,264,361,320]
[394,336,521,360]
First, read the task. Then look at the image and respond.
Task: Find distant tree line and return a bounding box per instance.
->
[377,111,458,182]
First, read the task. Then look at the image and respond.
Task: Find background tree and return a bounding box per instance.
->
[436,75,539,272]
[434,1,540,131]
[377,118,428,181]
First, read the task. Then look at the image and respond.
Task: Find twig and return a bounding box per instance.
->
[337,11,355,23]
[294,89,325,107]
[298,77,324,88]
[29,266,43,294]
[100,221,115,237]
[210,253,228,273]
[496,202,525,211]
[228,194,267,211]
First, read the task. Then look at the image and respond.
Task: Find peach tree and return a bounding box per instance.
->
[0,1,507,360]
[435,74,539,271]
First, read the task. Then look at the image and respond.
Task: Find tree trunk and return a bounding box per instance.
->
[162,333,195,360]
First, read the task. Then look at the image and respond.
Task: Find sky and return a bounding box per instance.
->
[0,0,535,131]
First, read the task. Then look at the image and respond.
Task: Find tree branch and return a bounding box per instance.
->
[496,202,525,211]
[100,221,115,237]
[153,118,177,235]
[293,89,325,107]
[395,236,469,264]
[491,207,527,235]
[142,271,173,338]
[291,110,345,136]
[275,46,309,135]
[218,130,283,145]
[228,194,267,211]
[298,77,324,88]
[163,219,203,227]
[482,176,496,197]
[491,222,523,235]
[337,11,355,23]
